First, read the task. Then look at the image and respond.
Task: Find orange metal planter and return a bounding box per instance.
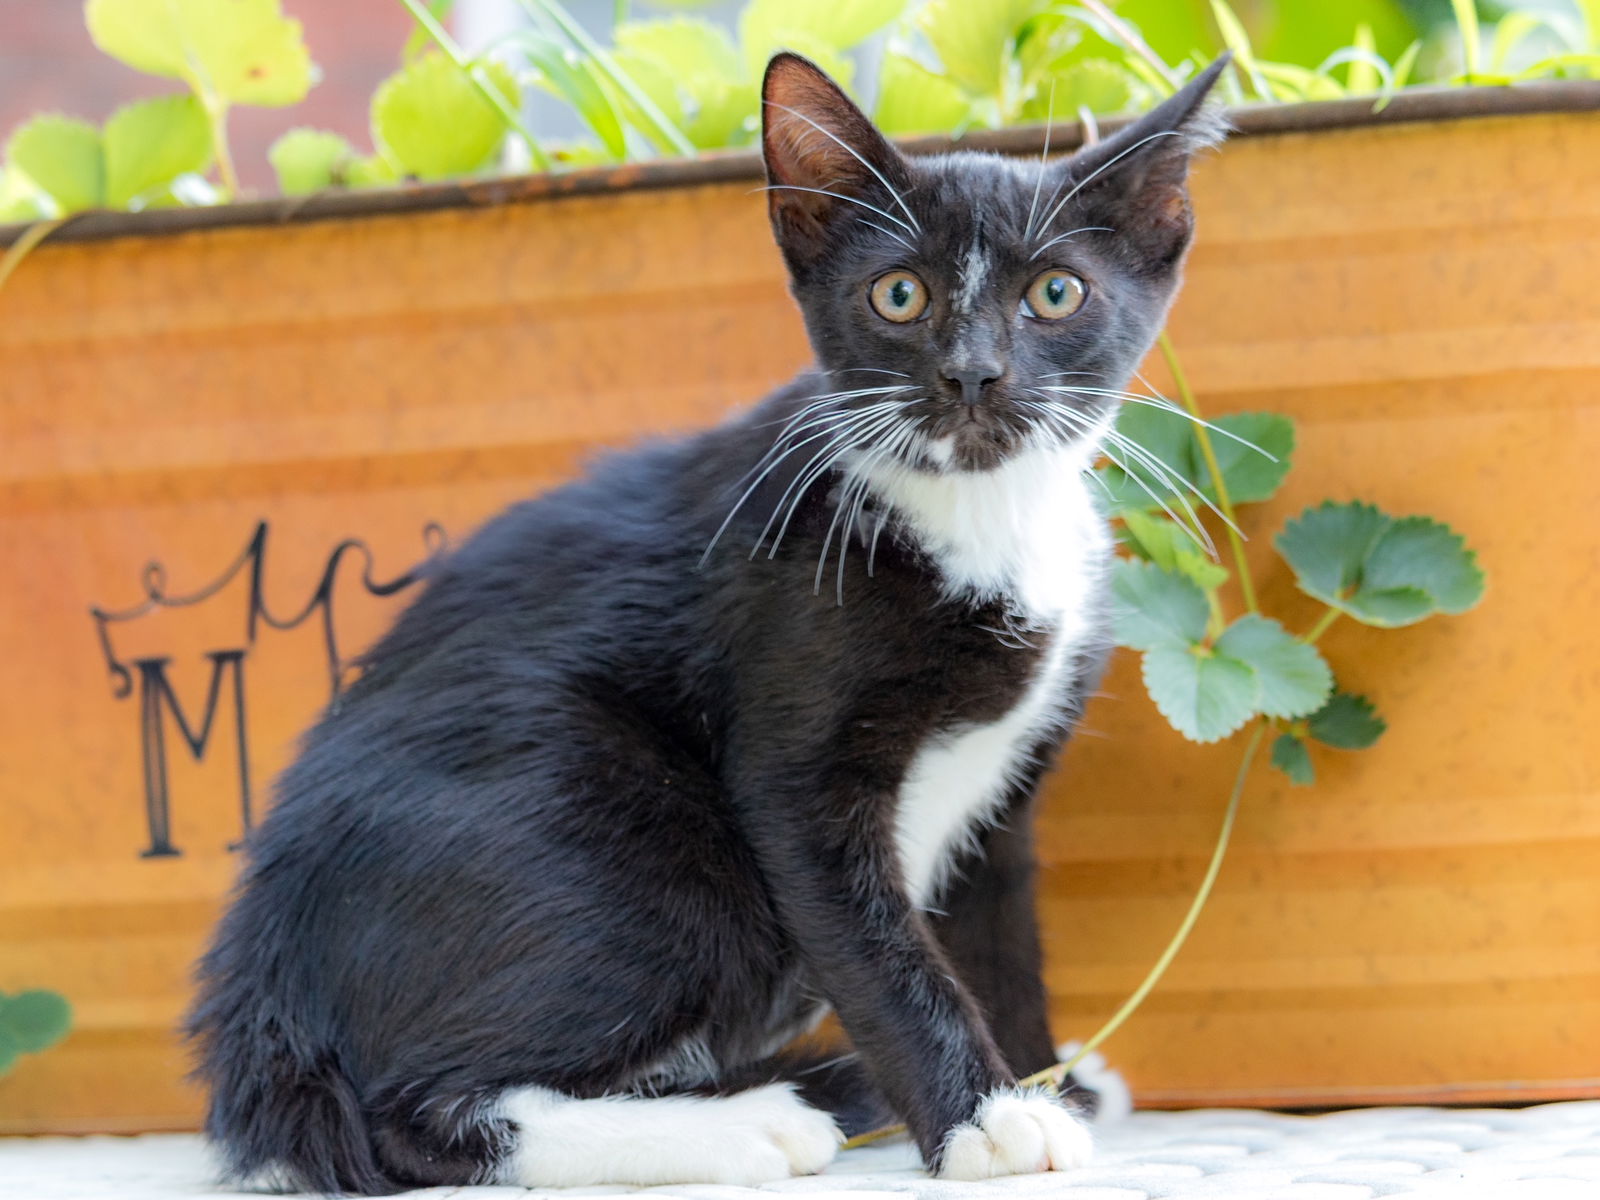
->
[2,95,1598,1133]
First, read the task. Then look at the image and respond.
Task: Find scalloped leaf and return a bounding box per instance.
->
[6,116,103,213]
[1214,614,1333,719]
[875,51,976,135]
[1271,732,1315,785]
[269,129,357,195]
[104,94,212,208]
[916,0,1039,96]
[371,53,517,181]
[1100,404,1293,513]
[1307,691,1387,750]
[1111,559,1209,651]
[1143,644,1257,743]
[1119,508,1229,592]
[0,990,71,1055]
[86,0,313,107]
[1276,502,1485,628]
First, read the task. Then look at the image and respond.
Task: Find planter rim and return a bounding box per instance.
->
[3,80,1597,249]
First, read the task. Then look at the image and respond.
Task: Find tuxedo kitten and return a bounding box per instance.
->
[189,52,1227,1194]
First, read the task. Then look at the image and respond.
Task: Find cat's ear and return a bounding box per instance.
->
[761,52,914,270]
[1055,54,1231,271]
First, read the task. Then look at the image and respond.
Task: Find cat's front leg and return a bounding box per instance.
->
[737,784,1090,1176]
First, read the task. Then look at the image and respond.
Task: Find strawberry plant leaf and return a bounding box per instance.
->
[1271,732,1316,784]
[1143,644,1258,743]
[268,129,358,195]
[1214,614,1332,719]
[916,0,1038,96]
[1277,502,1484,628]
[1307,691,1386,749]
[104,94,212,209]
[372,52,518,180]
[0,990,71,1055]
[86,0,313,107]
[1119,508,1229,591]
[1111,559,1209,651]
[875,51,975,135]
[6,116,103,213]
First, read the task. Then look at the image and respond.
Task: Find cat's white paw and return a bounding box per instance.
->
[939,1090,1093,1180]
[716,1083,843,1180]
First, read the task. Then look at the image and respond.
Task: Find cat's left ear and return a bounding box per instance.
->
[761,52,914,273]
[1055,54,1232,271]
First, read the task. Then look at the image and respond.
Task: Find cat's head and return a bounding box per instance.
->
[761,53,1228,473]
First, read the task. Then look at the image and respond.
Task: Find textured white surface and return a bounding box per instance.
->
[5,1103,1599,1199]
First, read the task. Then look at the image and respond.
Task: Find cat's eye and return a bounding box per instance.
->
[1022,269,1088,320]
[868,271,929,323]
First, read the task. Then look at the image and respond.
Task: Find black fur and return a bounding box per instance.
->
[188,53,1227,1193]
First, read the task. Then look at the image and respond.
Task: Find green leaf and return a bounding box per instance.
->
[0,168,50,221]
[1110,559,1209,651]
[740,0,906,65]
[515,34,628,160]
[1144,644,1258,743]
[6,116,103,213]
[104,94,212,208]
[737,20,857,87]
[1271,732,1315,785]
[1361,516,1485,615]
[1276,502,1484,628]
[1307,691,1386,749]
[1102,404,1293,512]
[1215,614,1332,719]
[268,129,357,195]
[1208,412,1294,503]
[0,1026,17,1077]
[1021,58,1137,119]
[916,0,1040,96]
[0,990,71,1055]
[874,51,976,135]
[345,154,399,188]
[371,52,518,180]
[1275,500,1390,601]
[86,0,313,107]
[613,20,753,149]
[617,16,742,82]
[1119,508,1229,592]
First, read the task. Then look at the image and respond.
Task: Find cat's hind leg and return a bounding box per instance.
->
[495,1081,842,1186]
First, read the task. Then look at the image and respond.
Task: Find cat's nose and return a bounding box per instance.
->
[942,364,1003,408]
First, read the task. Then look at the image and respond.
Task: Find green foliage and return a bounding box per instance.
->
[372,52,519,180]
[1,0,1594,216]
[1103,349,1480,785]
[0,990,72,1078]
[1276,502,1485,627]
[4,96,211,215]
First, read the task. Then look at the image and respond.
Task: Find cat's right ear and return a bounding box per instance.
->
[761,53,914,272]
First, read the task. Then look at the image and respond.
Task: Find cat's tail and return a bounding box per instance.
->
[188,995,399,1195]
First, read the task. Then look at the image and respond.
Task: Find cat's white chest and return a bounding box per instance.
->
[860,444,1108,908]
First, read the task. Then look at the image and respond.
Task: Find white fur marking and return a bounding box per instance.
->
[953,237,989,314]
[498,1082,841,1187]
[941,1089,1094,1179]
[857,440,1110,906]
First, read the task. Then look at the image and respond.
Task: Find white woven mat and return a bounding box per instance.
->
[5,1103,1598,1200]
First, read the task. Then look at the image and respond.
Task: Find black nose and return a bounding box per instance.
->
[942,365,1003,407]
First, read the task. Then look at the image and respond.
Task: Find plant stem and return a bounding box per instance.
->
[394,0,553,171]
[0,216,71,297]
[1158,331,1258,614]
[202,96,239,201]
[516,0,695,157]
[841,721,1266,1151]
[1303,606,1341,643]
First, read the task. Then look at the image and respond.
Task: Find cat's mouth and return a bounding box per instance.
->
[920,405,1036,472]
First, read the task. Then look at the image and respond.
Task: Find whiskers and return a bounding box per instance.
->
[701,387,925,602]
[1022,379,1277,557]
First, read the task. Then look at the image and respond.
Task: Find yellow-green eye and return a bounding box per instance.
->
[869,271,929,323]
[1022,269,1088,320]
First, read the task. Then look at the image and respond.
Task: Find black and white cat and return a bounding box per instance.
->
[188,52,1227,1194]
